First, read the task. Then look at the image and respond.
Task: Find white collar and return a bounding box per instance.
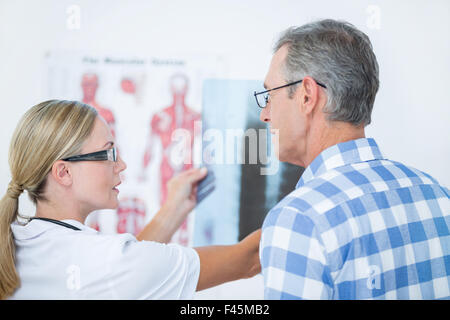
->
[11,218,98,240]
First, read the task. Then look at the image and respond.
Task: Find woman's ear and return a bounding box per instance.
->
[51,160,73,187]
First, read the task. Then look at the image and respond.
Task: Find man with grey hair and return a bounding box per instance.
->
[257,19,449,299]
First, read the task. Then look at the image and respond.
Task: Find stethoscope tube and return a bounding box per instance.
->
[29,217,81,231]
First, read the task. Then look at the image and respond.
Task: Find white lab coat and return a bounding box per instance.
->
[9,219,200,299]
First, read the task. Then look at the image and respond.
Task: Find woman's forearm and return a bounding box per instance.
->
[194,245,242,291]
[194,229,261,291]
[136,168,207,243]
[136,204,178,243]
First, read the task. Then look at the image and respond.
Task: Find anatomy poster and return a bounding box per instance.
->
[45,51,225,246]
[194,79,304,246]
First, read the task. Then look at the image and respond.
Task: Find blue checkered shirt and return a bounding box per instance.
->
[260,138,450,299]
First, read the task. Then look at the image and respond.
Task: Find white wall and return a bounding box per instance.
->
[1,0,449,299]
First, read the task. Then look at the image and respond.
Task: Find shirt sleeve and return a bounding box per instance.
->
[260,206,333,299]
[104,233,200,299]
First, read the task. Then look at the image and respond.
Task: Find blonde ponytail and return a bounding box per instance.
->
[0,183,23,299]
[0,100,97,299]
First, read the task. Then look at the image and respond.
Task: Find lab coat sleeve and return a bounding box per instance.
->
[104,233,200,299]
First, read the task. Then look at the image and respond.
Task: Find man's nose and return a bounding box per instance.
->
[259,106,270,123]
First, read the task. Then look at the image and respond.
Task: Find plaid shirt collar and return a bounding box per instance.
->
[296,138,385,189]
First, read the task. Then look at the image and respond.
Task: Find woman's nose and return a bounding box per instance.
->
[115,155,127,172]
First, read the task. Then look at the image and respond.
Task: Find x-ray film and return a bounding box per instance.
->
[193,79,305,246]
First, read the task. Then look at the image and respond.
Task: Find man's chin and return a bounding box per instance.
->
[276,148,304,167]
[277,153,289,163]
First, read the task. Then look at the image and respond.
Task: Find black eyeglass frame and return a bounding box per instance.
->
[62,147,117,162]
[254,79,327,108]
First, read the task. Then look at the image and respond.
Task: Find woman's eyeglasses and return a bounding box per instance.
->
[62,147,117,162]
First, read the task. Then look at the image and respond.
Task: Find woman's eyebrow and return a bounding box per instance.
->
[102,141,114,148]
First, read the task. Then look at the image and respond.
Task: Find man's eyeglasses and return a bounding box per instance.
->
[62,147,117,162]
[254,79,327,108]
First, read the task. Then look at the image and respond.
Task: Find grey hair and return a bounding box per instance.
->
[274,19,379,126]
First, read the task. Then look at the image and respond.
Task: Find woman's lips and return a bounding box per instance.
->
[113,182,121,192]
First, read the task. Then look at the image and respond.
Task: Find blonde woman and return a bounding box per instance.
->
[0,100,261,299]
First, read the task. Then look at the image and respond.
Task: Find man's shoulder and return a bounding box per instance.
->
[296,158,447,204]
[263,158,449,234]
[262,187,323,236]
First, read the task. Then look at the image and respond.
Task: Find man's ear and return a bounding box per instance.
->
[51,160,73,187]
[297,76,320,115]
